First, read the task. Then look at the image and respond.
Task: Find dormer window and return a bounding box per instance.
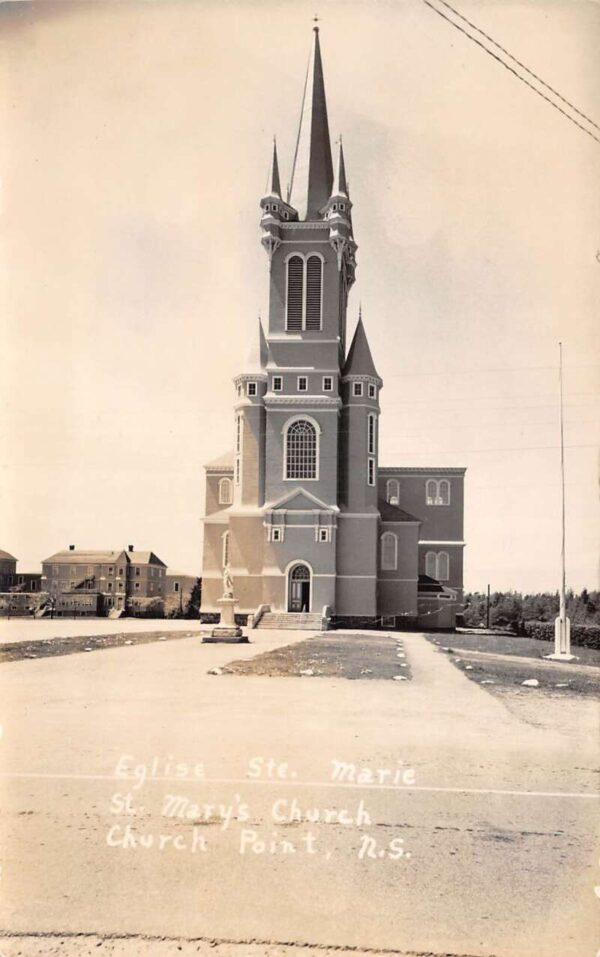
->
[283,211,289,220]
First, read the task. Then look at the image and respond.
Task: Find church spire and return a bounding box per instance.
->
[332,136,348,197]
[266,138,282,198]
[289,27,333,221]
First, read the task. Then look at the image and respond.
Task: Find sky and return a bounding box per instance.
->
[1,0,599,593]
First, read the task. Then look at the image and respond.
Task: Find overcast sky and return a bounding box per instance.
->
[1,0,599,592]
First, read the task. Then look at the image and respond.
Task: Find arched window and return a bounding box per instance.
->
[286,256,304,331]
[425,551,437,578]
[367,414,376,455]
[305,256,322,330]
[286,254,322,331]
[222,531,230,568]
[438,480,450,505]
[426,480,437,505]
[381,532,398,571]
[386,479,400,505]
[437,552,449,581]
[218,477,232,505]
[285,419,317,479]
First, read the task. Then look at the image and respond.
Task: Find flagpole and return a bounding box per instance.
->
[548,341,574,660]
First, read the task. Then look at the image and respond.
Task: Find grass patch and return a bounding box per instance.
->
[426,631,600,667]
[223,632,411,681]
[0,629,201,664]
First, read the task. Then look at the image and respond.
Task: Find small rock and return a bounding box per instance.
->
[159,636,167,641]
[555,682,569,688]
[455,658,462,663]
[396,652,406,658]
[393,675,408,681]
[84,648,93,653]
[480,680,495,685]
[124,640,133,646]
[360,669,373,675]
[207,667,223,676]
[299,668,314,676]
[465,665,473,670]
[521,679,539,687]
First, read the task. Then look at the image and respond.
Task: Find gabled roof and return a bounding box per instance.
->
[289,28,333,220]
[343,317,380,379]
[128,551,166,567]
[267,487,337,512]
[205,451,234,471]
[378,500,421,524]
[43,550,129,565]
[0,550,17,562]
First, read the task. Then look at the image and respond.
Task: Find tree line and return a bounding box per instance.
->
[463,589,600,628]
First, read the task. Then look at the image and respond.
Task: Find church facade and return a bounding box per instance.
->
[200,29,465,629]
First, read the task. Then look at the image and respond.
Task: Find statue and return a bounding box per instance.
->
[222,564,234,599]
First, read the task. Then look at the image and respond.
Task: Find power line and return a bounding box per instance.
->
[434,0,600,133]
[421,0,600,146]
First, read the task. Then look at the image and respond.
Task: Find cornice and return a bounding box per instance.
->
[280,221,330,231]
[264,395,342,409]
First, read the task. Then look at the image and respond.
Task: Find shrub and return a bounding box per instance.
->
[523,619,600,649]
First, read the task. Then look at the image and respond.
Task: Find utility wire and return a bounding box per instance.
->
[421,0,600,146]
[434,0,600,133]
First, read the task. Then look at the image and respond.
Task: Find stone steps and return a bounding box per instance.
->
[256,612,325,631]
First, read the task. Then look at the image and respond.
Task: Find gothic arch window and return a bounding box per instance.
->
[222,531,230,569]
[218,478,232,505]
[425,551,437,578]
[381,532,398,571]
[386,479,400,505]
[285,419,318,480]
[285,254,323,332]
[426,478,451,506]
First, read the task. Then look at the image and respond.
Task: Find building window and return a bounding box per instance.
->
[53,566,59,576]
[222,531,230,568]
[118,567,124,576]
[271,527,283,542]
[437,551,450,581]
[286,255,304,330]
[386,479,400,505]
[235,458,241,485]
[425,551,450,581]
[297,376,308,392]
[273,376,282,392]
[135,567,140,577]
[353,382,363,397]
[236,415,242,453]
[381,532,398,571]
[438,480,451,506]
[87,566,93,576]
[107,582,113,591]
[108,567,114,575]
[134,582,140,591]
[368,383,376,399]
[323,376,333,391]
[286,254,322,331]
[173,582,180,593]
[247,382,257,397]
[31,581,37,591]
[368,458,375,486]
[219,477,233,505]
[285,419,317,480]
[426,479,451,506]
[318,527,330,543]
[367,414,376,455]
[305,255,322,330]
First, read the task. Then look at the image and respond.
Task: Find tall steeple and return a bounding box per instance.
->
[289,27,334,221]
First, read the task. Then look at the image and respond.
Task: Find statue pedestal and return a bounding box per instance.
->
[203,596,248,644]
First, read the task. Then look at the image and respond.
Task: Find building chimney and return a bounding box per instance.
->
[69,544,75,551]
[128,545,134,552]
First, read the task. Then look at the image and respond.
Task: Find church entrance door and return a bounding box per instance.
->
[288,563,311,613]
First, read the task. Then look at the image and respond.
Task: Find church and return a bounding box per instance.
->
[200,28,465,630]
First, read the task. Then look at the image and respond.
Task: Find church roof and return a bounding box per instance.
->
[289,28,333,220]
[378,500,421,524]
[343,317,380,379]
[205,451,234,471]
[0,550,17,562]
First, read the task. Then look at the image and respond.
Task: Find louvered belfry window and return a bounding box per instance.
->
[305,256,322,329]
[286,255,322,331]
[286,256,304,330]
[286,420,317,479]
